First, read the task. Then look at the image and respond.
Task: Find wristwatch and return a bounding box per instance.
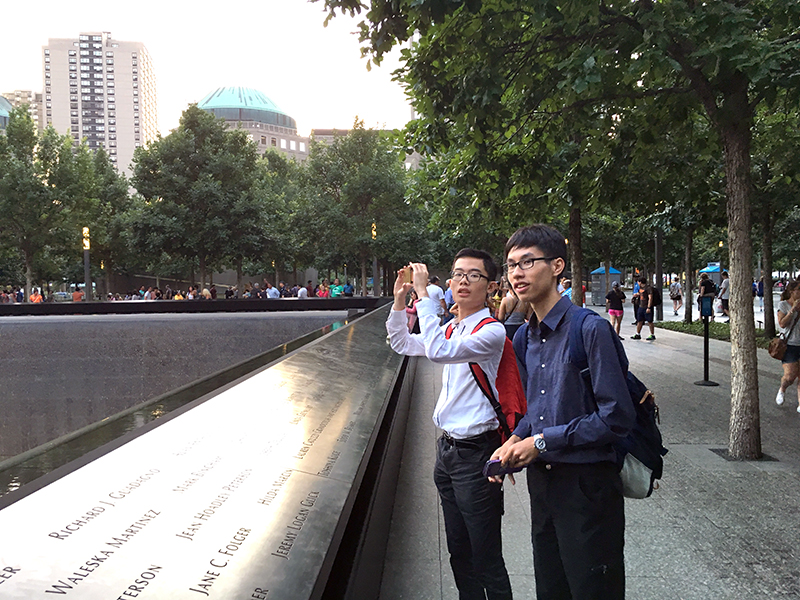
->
[534,433,546,453]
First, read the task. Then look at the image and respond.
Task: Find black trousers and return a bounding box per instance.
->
[527,461,625,600]
[434,432,513,600]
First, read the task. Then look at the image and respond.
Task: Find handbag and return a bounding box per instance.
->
[769,311,798,360]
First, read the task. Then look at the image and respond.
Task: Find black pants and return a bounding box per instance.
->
[434,432,513,600]
[527,461,625,600]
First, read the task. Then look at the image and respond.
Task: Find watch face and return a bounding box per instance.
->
[535,437,546,451]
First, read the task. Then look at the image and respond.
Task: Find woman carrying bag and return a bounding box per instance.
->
[775,281,800,410]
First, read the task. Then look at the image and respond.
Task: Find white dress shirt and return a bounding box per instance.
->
[386,297,505,438]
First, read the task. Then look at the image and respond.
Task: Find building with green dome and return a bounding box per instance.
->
[197,86,309,162]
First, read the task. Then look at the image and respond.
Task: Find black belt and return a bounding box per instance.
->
[441,430,499,449]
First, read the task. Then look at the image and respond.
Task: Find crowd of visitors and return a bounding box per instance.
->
[0,279,358,303]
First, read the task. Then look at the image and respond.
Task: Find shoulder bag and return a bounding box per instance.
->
[769,308,799,360]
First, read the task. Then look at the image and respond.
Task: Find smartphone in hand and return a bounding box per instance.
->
[482,459,523,478]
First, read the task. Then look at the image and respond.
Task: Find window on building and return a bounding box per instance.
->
[71,111,78,117]
[69,50,76,56]
[290,140,296,150]
[81,65,89,71]
[109,141,116,147]
[94,58,102,64]
[271,137,277,147]
[109,119,116,125]
[109,134,116,140]
[80,43,89,48]
[107,82,115,87]
[70,65,77,71]
[109,126,116,132]
[107,74,114,79]
[45,57,50,63]
[280,139,287,149]
[44,49,50,54]
[80,35,89,40]
[106,59,114,65]
[69,58,77,63]
[108,89,115,95]
[93,51,102,56]
[108,104,115,110]
[71,118,78,125]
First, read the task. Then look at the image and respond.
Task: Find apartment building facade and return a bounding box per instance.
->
[43,32,157,175]
[0,90,44,131]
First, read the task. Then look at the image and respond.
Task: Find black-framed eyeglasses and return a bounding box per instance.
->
[450,271,490,283]
[503,256,556,273]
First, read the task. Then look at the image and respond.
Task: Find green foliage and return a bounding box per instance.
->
[131,105,267,285]
[0,107,95,295]
[296,120,409,277]
[654,320,772,349]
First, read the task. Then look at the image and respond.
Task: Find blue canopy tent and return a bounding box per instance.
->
[591,266,622,305]
[699,263,722,286]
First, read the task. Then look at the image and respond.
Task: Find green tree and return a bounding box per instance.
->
[318,0,800,458]
[0,107,89,299]
[131,105,263,288]
[300,121,407,295]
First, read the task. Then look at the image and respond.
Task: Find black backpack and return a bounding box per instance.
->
[569,308,667,498]
[651,287,663,306]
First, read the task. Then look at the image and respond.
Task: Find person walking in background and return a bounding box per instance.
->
[717,271,731,322]
[405,288,421,333]
[757,276,765,312]
[497,285,534,340]
[698,273,717,322]
[605,281,626,339]
[330,278,344,298]
[776,281,800,411]
[631,276,656,341]
[669,277,683,316]
[426,275,447,324]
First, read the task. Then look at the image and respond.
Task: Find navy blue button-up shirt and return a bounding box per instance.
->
[512,296,634,464]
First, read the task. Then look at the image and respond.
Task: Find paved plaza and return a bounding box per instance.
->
[380,301,800,599]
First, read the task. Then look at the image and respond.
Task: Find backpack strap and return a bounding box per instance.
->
[454,317,512,439]
[569,307,628,394]
[444,322,455,339]
[511,320,530,393]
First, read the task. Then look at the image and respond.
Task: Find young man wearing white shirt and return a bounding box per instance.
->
[386,249,513,600]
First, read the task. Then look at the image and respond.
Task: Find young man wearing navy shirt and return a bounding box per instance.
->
[491,224,634,600]
[386,249,513,600]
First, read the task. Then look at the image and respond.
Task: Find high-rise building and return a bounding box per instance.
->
[43,32,157,175]
[1,90,44,131]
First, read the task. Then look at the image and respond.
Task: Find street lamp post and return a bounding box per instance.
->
[82,227,92,302]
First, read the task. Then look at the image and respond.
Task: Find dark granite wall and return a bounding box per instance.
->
[0,311,346,459]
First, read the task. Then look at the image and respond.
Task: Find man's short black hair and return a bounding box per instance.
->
[429,275,440,284]
[505,224,567,276]
[453,248,498,281]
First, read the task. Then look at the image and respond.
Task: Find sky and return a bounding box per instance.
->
[0,0,412,136]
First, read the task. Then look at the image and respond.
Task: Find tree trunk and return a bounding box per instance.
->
[762,215,776,337]
[604,259,611,302]
[684,226,694,323]
[720,97,761,460]
[24,257,32,303]
[655,228,664,321]
[360,254,368,297]
[199,255,207,290]
[568,204,583,306]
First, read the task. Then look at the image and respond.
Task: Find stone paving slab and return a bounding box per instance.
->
[380,309,800,599]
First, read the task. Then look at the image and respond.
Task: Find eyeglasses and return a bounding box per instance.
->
[450,271,490,283]
[504,256,556,273]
